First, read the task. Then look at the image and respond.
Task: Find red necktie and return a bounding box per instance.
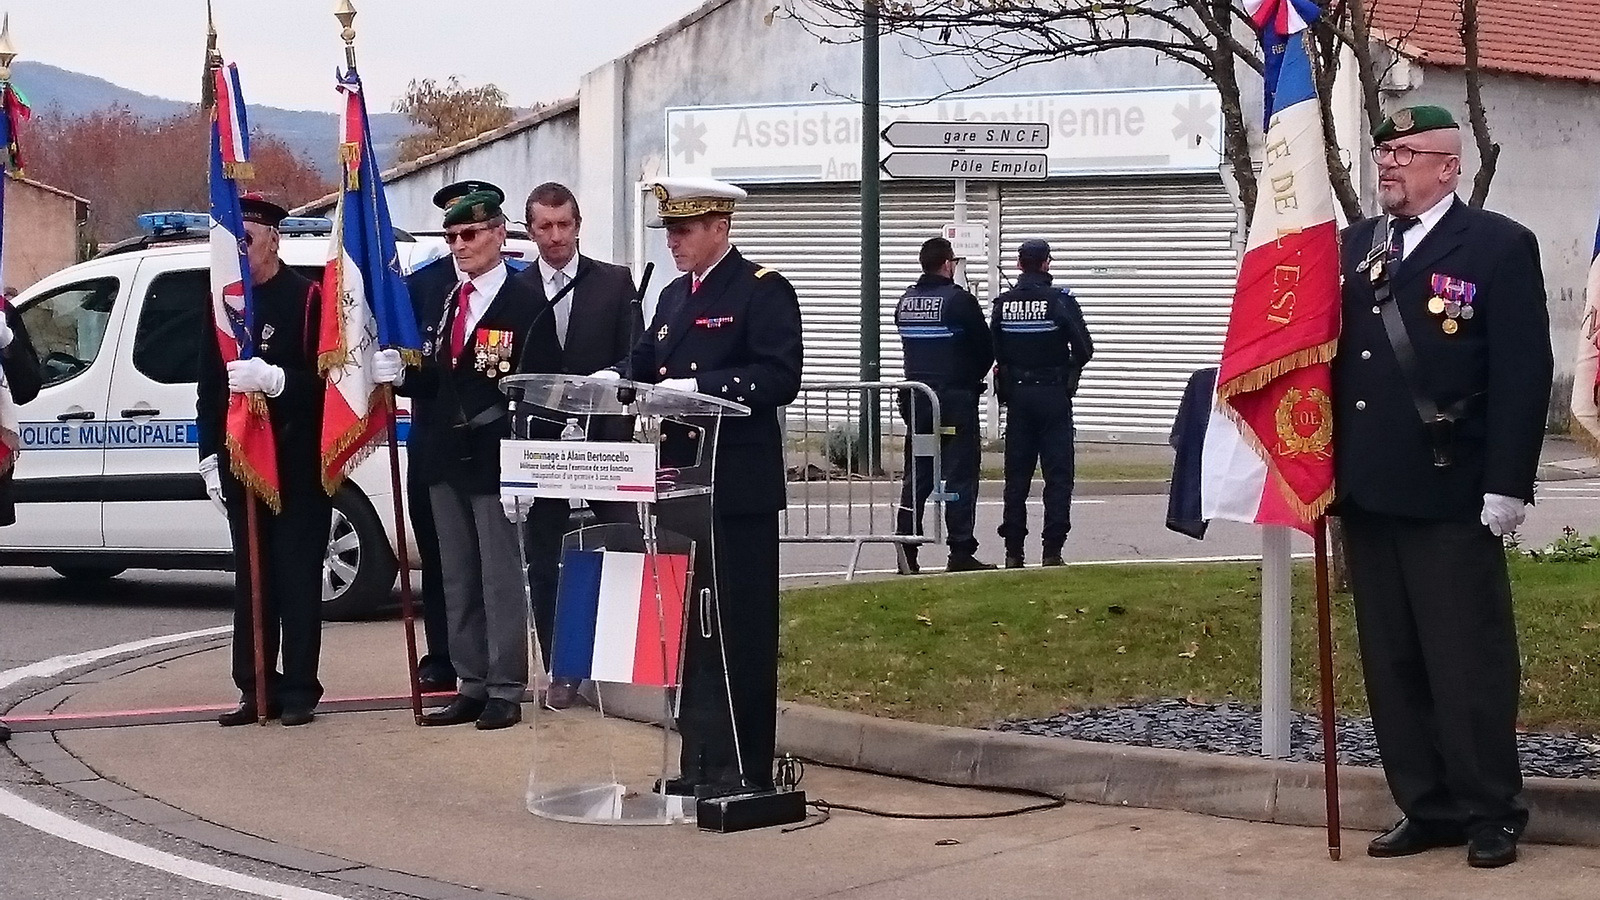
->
[691,275,702,294]
[449,281,474,361]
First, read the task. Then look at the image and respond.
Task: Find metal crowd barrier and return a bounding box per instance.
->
[781,380,945,580]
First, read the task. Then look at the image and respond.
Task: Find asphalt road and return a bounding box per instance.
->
[4,483,1600,897]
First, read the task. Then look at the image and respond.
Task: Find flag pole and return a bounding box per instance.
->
[334,0,422,725]
[1314,515,1341,859]
[206,1,271,727]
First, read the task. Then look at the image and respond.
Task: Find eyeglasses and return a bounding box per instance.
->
[1371,145,1458,166]
[444,224,492,244]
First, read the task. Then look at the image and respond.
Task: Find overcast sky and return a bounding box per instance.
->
[5,0,711,110]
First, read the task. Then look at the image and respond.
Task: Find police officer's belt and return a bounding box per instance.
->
[1006,365,1071,386]
[1367,224,1482,468]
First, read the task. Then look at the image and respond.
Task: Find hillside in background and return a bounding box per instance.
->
[13,60,414,176]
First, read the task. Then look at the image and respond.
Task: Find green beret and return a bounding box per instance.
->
[432,179,504,210]
[442,190,503,227]
[1373,105,1458,142]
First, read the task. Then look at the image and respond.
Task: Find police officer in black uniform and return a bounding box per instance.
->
[0,291,41,745]
[991,239,1093,568]
[894,237,994,573]
[606,177,802,797]
[197,195,330,728]
[1334,106,1551,868]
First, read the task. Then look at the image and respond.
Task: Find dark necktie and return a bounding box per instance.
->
[1386,216,1420,280]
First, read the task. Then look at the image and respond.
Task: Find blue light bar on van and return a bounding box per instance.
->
[136,211,333,237]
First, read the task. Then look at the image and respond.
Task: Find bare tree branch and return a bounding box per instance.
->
[1459,0,1499,206]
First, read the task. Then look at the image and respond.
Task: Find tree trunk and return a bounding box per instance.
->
[1460,0,1500,207]
[1308,28,1364,223]
[1213,49,1258,226]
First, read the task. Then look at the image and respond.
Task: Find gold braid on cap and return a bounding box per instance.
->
[654,184,736,218]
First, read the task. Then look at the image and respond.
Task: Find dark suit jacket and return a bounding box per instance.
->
[624,247,803,516]
[1332,198,1552,522]
[1,303,42,527]
[399,260,562,494]
[195,266,325,501]
[511,254,642,442]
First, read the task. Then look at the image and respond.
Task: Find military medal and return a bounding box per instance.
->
[1460,305,1475,320]
[1427,296,1446,315]
[499,361,510,372]
[1444,300,1461,318]
[1442,319,1459,335]
[474,328,515,377]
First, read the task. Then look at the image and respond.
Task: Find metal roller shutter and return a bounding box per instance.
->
[998,176,1240,440]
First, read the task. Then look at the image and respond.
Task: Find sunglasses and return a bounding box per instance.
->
[444,224,493,244]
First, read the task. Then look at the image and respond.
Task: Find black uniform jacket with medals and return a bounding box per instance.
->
[1332,198,1552,522]
[1,303,42,526]
[624,248,803,516]
[196,266,324,499]
[399,259,562,493]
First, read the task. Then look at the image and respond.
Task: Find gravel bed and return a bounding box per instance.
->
[993,699,1600,779]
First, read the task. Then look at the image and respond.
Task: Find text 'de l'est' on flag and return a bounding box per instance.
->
[1200,15,1339,535]
[318,66,422,494]
[1568,202,1600,451]
[208,61,279,511]
[550,549,691,687]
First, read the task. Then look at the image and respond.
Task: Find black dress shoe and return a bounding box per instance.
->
[1367,817,1467,857]
[946,553,997,573]
[218,702,281,727]
[1003,554,1024,569]
[654,776,701,797]
[419,695,486,726]
[474,698,522,730]
[280,708,315,727]
[1468,826,1519,868]
[1041,553,1065,567]
[418,676,456,694]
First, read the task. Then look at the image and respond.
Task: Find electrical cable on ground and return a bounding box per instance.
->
[773,755,1067,833]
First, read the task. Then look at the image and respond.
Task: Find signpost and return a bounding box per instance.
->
[880,120,1050,150]
[879,151,1048,180]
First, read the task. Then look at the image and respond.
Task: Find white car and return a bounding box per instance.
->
[0,215,537,619]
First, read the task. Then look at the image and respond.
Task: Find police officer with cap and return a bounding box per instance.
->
[373,181,562,731]
[894,236,995,573]
[198,193,329,727]
[992,239,1093,568]
[1335,104,1551,867]
[397,179,510,696]
[605,176,802,796]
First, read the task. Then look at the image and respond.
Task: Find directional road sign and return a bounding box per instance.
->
[880,121,1050,150]
[879,151,1049,180]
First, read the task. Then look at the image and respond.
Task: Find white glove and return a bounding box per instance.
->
[587,369,621,382]
[659,377,699,394]
[502,493,529,523]
[226,358,286,396]
[1481,492,1527,537]
[199,455,226,516]
[0,314,12,350]
[373,348,406,385]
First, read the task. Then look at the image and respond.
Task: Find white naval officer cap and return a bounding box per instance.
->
[646,177,749,228]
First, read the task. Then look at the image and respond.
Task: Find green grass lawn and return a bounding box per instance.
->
[779,558,1600,733]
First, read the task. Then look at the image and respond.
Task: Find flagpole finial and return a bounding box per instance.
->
[334,0,358,68]
[0,14,20,82]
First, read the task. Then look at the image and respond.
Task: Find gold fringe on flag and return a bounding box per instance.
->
[1215,393,1335,526]
[1215,339,1339,403]
[222,160,255,181]
[317,251,351,377]
[319,386,390,496]
[225,433,282,515]
[340,141,360,191]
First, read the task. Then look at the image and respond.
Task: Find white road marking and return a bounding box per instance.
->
[780,553,1313,580]
[0,626,230,691]
[0,790,350,900]
[2,627,350,899]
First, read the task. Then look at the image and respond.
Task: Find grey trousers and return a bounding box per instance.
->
[428,482,529,702]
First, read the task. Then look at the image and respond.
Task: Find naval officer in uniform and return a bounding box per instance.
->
[197,194,330,727]
[1334,105,1552,868]
[598,177,802,796]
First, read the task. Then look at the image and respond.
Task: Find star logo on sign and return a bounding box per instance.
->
[1171,95,1218,147]
[672,115,709,164]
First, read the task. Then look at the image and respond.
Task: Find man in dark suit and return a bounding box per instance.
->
[373,183,562,730]
[1333,105,1552,868]
[197,195,330,728]
[600,177,802,796]
[508,181,644,709]
[1,291,40,744]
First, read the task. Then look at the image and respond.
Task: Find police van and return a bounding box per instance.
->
[0,212,535,619]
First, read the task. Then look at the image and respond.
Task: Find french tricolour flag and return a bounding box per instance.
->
[550,550,691,686]
[1200,2,1339,534]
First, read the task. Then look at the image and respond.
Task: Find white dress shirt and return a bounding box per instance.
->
[539,254,580,348]
[456,261,508,339]
[691,246,734,293]
[1388,193,1456,261]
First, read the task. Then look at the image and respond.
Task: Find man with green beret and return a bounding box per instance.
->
[373,180,563,730]
[1333,104,1551,867]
